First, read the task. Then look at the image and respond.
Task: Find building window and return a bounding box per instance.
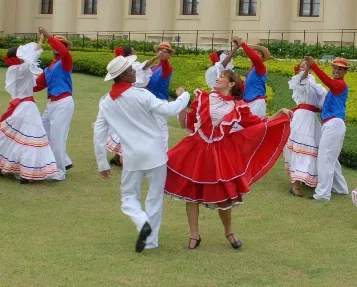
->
[84,0,97,14]
[182,0,199,15]
[131,0,146,15]
[41,0,53,14]
[238,0,257,16]
[299,0,320,17]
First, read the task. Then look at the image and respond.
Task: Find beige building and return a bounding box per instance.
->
[0,0,356,48]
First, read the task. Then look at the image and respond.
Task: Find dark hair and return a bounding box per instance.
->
[7,47,18,58]
[216,50,225,58]
[221,70,242,100]
[122,46,133,57]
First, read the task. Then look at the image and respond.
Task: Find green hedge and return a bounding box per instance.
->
[0,49,356,169]
[1,34,357,59]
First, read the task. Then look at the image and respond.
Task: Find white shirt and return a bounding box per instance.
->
[289,72,327,109]
[94,87,190,171]
[5,42,43,99]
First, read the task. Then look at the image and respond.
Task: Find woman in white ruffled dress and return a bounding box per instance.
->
[205,40,240,90]
[284,61,327,197]
[104,46,161,166]
[0,36,58,183]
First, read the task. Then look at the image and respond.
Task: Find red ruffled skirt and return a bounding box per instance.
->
[165,116,290,209]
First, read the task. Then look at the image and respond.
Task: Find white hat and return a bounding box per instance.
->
[104,55,137,81]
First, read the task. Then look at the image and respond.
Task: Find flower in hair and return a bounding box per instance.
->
[209,52,219,65]
[114,47,124,57]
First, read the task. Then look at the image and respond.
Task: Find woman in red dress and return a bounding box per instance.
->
[165,70,292,250]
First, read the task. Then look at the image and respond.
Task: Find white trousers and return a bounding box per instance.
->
[247,99,266,119]
[314,118,349,200]
[120,164,167,249]
[153,99,169,152]
[42,97,74,181]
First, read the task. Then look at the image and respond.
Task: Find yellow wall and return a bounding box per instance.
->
[0,0,356,46]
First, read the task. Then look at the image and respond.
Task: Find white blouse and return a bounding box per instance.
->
[288,72,327,109]
[205,53,234,90]
[5,42,43,100]
[209,93,235,126]
[132,61,152,88]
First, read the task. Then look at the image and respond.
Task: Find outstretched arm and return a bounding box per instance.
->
[39,27,73,72]
[146,87,190,117]
[36,34,44,51]
[142,51,162,70]
[304,56,346,95]
[237,38,266,76]
[220,39,239,68]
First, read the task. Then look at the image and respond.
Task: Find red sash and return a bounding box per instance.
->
[49,93,71,102]
[291,104,320,113]
[0,97,35,122]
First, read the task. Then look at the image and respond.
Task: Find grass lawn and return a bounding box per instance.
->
[1,69,357,287]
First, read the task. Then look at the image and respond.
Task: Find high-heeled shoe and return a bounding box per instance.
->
[226,233,242,250]
[290,188,303,197]
[185,236,201,250]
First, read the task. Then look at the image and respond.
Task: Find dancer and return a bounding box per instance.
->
[284,60,327,197]
[165,70,292,249]
[107,46,163,167]
[0,36,58,183]
[304,56,349,200]
[93,55,190,252]
[147,42,175,151]
[205,41,238,89]
[33,27,74,181]
[236,38,270,118]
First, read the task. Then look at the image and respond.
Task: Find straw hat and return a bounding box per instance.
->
[332,57,349,68]
[104,55,137,81]
[153,42,175,55]
[248,44,270,62]
[54,35,73,49]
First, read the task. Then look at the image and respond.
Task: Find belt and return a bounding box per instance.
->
[244,95,267,103]
[49,93,72,102]
[291,104,320,113]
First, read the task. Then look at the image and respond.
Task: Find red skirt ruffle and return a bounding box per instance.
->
[165,116,290,209]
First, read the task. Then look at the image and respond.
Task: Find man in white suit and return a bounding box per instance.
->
[93,55,190,252]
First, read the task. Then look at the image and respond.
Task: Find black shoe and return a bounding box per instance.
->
[290,188,303,197]
[185,236,201,250]
[226,233,242,250]
[307,196,316,200]
[65,164,73,170]
[135,222,152,253]
[20,178,30,184]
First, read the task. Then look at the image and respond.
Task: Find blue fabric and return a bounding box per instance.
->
[147,66,172,101]
[321,86,348,121]
[44,61,73,97]
[243,67,267,101]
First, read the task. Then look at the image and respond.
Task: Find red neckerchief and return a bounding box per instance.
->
[109,82,133,100]
[3,55,22,67]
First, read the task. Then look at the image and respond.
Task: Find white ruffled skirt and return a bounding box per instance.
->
[283,109,321,187]
[0,102,58,180]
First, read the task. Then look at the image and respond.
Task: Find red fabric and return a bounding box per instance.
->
[47,36,73,72]
[153,59,173,79]
[2,55,22,67]
[241,42,266,76]
[49,93,71,102]
[109,82,133,100]
[311,63,346,95]
[291,104,320,113]
[209,53,219,65]
[114,47,124,57]
[166,90,290,208]
[0,97,35,122]
[33,73,47,92]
